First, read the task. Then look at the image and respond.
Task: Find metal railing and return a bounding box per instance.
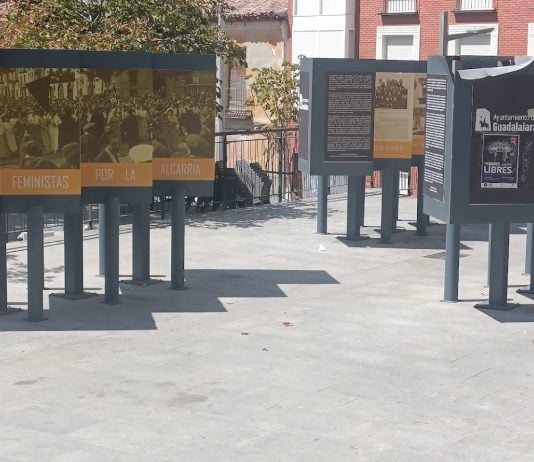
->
[3,127,423,237]
[384,0,417,13]
[225,87,253,119]
[215,127,349,207]
[457,0,494,10]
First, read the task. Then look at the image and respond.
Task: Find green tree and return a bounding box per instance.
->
[247,62,300,128]
[1,0,245,63]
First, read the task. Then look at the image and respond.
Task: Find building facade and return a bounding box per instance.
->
[360,0,534,60]
[224,0,289,128]
[290,0,357,62]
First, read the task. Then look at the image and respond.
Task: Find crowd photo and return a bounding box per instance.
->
[0,67,216,169]
[375,77,409,110]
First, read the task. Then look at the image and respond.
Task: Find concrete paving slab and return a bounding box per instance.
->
[2,193,534,460]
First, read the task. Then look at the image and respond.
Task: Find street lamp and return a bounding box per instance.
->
[439,11,494,56]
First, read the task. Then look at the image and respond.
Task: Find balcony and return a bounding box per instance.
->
[382,0,417,15]
[456,0,495,11]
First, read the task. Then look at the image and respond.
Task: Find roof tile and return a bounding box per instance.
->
[226,0,287,19]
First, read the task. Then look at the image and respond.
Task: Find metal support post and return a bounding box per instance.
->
[391,168,400,232]
[524,223,533,275]
[278,132,284,203]
[60,209,95,299]
[317,175,328,234]
[359,176,366,226]
[171,186,186,290]
[0,213,20,316]
[346,176,364,240]
[416,160,428,236]
[380,166,394,244]
[98,203,106,276]
[443,224,460,302]
[518,223,534,295]
[131,203,154,285]
[104,196,120,304]
[222,134,228,209]
[27,206,45,321]
[476,223,517,310]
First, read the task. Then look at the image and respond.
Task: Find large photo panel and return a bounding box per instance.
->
[470,74,534,204]
[373,72,415,160]
[79,67,153,188]
[151,69,216,182]
[0,66,81,196]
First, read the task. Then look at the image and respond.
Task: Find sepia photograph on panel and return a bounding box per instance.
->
[79,68,216,164]
[0,67,80,169]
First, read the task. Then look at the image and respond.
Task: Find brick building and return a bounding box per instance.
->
[289,1,534,62]
[360,0,534,60]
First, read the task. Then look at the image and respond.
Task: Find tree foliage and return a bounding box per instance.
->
[0,0,245,63]
[247,62,300,128]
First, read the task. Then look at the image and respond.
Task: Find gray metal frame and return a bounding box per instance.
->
[424,55,534,224]
[300,57,427,176]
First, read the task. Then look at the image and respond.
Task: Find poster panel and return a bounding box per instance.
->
[324,72,375,162]
[423,75,448,202]
[151,70,216,182]
[470,74,534,204]
[373,72,414,159]
[412,73,427,156]
[79,68,153,188]
[480,134,519,189]
[0,67,80,195]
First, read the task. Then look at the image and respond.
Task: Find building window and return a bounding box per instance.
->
[321,0,345,14]
[225,63,252,119]
[384,0,417,14]
[293,30,345,61]
[376,26,420,60]
[294,0,345,16]
[457,0,494,11]
[294,0,320,16]
[447,24,498,55]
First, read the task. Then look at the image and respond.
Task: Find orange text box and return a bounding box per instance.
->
[153,158,214,181]
[1,169,81,195]
[412,137,424,156]
[373,140,413,160]
[81,163,152,187]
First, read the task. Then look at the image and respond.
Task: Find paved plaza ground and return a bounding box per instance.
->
[1,193,534,461]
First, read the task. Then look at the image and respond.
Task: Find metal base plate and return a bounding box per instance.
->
[474,302,520,311]
[344,235,370,242]
[517,288,534,295]
[24,316,48,322]
[50,292,99,300]
[121,279,164,287]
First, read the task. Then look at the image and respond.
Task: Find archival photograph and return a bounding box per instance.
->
[78,68,215,164]
[413,75,426,136]
[373,72,414,144]
[0,67,80,169]
[375,76,409,110]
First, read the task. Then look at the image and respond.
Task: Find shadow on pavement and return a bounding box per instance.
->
[184,202,330,230]
[476,303,534,323]
[0,269,339,332]
[336,229,472,251]
[336,222,528,251]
